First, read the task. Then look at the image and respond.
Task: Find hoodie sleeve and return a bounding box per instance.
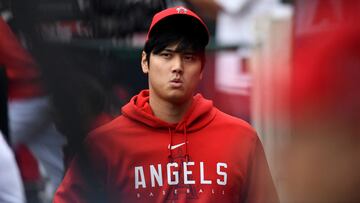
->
[53,157,91,203]
[240,136,279,203]
[53,136,109,203]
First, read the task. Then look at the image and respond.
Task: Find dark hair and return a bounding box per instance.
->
[143,15,207,68]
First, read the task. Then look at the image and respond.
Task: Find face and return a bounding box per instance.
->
[141,43,203,104]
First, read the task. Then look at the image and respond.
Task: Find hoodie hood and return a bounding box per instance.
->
[121,90,216,132]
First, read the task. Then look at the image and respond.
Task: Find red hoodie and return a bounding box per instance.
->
[54,90,279,203]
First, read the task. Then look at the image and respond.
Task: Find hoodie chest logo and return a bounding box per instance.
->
[134,161,228,200]
[168,142,187,150]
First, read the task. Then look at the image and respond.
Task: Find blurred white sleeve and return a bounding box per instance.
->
[0,132,25,203]
[8,96,52,146]
[214,0,252,14]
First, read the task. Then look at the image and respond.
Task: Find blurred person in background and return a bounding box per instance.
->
[184,0,276,122]
[288,25,360,203]
[0,15,66,202]
[0,131,25,203]
[50,70,113,167]
[54,6,278,203]
[287,1,360,202]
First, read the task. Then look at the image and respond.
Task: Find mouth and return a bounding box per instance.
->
[169,79,183,88]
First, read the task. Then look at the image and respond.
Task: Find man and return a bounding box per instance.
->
[0,16,66,201]
[54,6,279,203]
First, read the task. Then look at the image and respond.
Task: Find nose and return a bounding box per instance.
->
[171,55,183,74]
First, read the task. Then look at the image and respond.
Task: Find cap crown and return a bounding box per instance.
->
[146,6,209,44]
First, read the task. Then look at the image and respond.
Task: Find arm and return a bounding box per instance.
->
[0,17,38,80]
[241,137,279,203]
[1,17,47,146]
[54,135,109,203]
[54,157,97,203]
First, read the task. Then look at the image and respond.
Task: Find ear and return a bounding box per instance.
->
[199,70,203,80]
[141,51,149,74]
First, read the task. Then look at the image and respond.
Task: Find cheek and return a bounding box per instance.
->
[149,71,162,86]
[187,66,202,80]
[185,70,202,89]
[148,64,167,86]
[190,73,201,82]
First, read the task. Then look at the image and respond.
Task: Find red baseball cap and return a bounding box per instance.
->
[146,6,210,45]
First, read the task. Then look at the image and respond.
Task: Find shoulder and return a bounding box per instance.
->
[214,108,255,132]
[212,108,259,142]
[77,115,132,162]
[85,114,130,145]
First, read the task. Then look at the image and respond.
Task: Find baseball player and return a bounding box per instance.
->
[54,6,279,203]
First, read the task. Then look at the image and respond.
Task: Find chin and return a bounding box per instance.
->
[166,91,190,104]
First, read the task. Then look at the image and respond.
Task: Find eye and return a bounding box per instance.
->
[160,52,172,58]
[183,54,197,62]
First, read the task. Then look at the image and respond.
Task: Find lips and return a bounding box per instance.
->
[170,78,183,88]
[170,78,182,82]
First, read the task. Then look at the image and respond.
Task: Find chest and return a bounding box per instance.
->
[106,128,252,202]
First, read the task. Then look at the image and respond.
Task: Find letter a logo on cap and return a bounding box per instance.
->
[176,7,188,14]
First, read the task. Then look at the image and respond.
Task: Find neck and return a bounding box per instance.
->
[149,93,193,124]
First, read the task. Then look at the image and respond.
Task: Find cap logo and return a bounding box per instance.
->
[176,7,188,14]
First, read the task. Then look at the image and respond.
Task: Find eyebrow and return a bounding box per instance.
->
[162,48,197,54]
[162,48,176,52]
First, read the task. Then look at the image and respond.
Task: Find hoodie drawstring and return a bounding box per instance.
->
[184,126,189,162]
[168,126,189,162]
[168,128,173,161]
